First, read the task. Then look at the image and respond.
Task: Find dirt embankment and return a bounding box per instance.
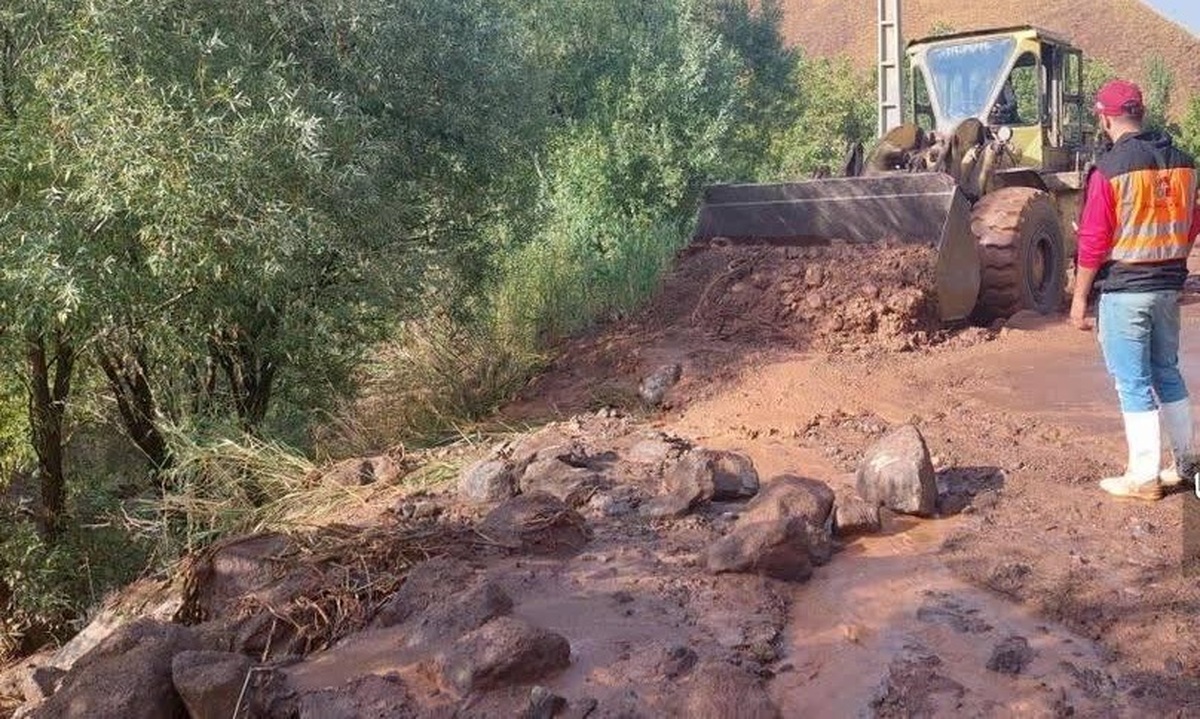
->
[508,240,993,421]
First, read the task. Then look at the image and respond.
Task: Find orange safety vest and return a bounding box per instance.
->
[1108,167,1197,262]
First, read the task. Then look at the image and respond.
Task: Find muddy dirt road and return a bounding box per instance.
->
[501,264,1200,715]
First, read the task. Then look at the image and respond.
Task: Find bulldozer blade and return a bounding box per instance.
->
[692,173,980,322]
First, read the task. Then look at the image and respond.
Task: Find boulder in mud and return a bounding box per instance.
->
[831,482,882,537]
[658,645,699,680]
[639,363,682,406]
[479,492,590,554]
[403,581,514,649]
[458,459,518,504]
[282,674,416,719]
[642,448,760,518]
[625,434,689,465]
[29,619,199,719]
[523,685,568,719]
[182,533,299,622]
[433,617,571,694]
[710,451,760,501]
[674,661,780,719]
[519,458,606,508]
[641,449,726,518]
[743,475,835,564]
[987,636,1034,675]
[856,424,937,517]
[371,556,478,629]
[705,516,813,582]
[171,650,253,719]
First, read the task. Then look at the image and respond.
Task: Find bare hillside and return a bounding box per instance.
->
[780,0,1200,118]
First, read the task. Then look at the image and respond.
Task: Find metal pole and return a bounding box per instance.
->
[878,0,904,136]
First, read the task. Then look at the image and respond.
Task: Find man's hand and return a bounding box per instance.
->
[1070,265,1099,331]
[1069,299,1095,331]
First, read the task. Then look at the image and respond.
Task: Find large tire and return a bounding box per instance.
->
[971,187,1066,322]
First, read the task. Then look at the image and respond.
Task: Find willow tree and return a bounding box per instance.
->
[0,0,540,536]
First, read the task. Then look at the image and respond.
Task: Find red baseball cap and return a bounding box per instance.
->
[1095,79,1144,116]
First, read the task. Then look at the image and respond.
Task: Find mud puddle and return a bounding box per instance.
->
[772,514,1130,717]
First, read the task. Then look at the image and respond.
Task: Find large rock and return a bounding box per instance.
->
[370,556,477,628]
[171,650,253,719]
[705,516,813,582]
[856,424,938,517]
[282,674,417,719]
[710,451,760,501]
[402,581,514,649]
[479,492,590,555]
[641,450,717,519]
[30,619,199,719]
[184,533,299,622]
[458,459,518,504]
[674,662,780,719]
[41,578,182,675]
[519,458,607,508]
[743,475,835,565]
[433,617,571,695]
[831,482,882,537]
[625,434,689,465]
[643,451,753,518]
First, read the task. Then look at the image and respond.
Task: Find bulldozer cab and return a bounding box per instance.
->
[907,26,1089,172]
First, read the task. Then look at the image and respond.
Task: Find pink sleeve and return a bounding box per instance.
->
[1077,168,1117,270]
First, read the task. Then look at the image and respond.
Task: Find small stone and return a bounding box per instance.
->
[523,685,568,719]
[639,364,682,406]
[458,459,517,504]
[659,645,699,680]
[986,636,1035,675]
[749,641,779,663]
[562,697,599,719]
[804,266,824,287]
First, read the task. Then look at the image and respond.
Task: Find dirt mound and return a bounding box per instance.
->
[650,241,946,353]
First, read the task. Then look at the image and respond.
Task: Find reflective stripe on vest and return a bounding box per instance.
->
[1109,168,1198,262]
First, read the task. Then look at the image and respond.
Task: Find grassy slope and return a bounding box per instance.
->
[779,0,1200,118]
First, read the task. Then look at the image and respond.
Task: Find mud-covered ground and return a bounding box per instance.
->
[6,245,1200,718]
[497,245,1200,715]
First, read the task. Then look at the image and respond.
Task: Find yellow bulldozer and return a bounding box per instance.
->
[693,25,1101,323]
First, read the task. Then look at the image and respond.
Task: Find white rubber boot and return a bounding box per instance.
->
[1100,410,1164,501]
[1159,397,1196,487]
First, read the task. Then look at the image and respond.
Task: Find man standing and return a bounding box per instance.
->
[1070,79,1200,500]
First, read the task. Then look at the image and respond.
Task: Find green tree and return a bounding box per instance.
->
[0,0,543,535]
[761,56,875,179]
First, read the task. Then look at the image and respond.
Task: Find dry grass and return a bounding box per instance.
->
[174,517,498,657]
[122,428,472,570]
[314,314,545,457]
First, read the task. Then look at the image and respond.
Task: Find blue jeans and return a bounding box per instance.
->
[1098,290,1189,412]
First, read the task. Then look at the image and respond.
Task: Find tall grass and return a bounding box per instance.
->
[493,218,684,348]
